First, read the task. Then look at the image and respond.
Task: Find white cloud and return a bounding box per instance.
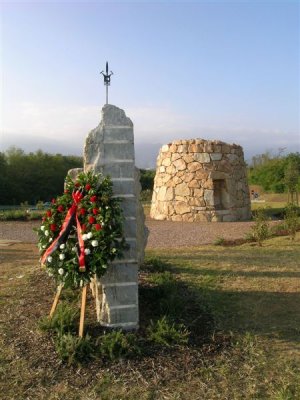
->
[1,101,299,164]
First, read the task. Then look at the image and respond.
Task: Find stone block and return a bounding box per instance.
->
[163,158,172,168]
[173,158,186,171]
[210,153,222,161]
[102,162,135,179]
[188,162,201,172]
[124,217,137,238]
[174,202,190,214]
[104,143,134,160]
[121,197,137,217]
[102,284,138,307]
[112,179,135,196]
[204,189,214,205]
[194,153,210,163]
[101,262,138,285]
[103,126,133,142]
[103,306,139,327]
[175,182,190,196]
[157,186,167,201]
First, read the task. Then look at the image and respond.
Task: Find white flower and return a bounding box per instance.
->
[40,226,45,231]
[72,247,77,252]
[105,206,109,209]
[91,240,98,247]
[84,248,91,255]
[112,248,117,253]
[102,264,107,269]
[48,271,53,277]
[45,230,49,237]
[59,254,65,260]
[87,232,93,239]
[49,238,53,243]
[82,234,88,241]
[60,243,65,250]
[47,256,53,263]
[58,268,64,275]
[42,245,46,249]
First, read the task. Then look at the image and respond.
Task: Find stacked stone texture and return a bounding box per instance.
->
[84,104,140,329]
[150,139,251,222]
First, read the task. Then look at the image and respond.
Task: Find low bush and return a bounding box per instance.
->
[38,303,78,335]
[213,236,225,246]
[251,207,270,246]
[147,316,189,347]
[55,333,95,365]
[96,330,140,361]
[284,203,300,240]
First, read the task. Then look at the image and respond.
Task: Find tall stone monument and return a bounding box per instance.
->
[84,104,139,329]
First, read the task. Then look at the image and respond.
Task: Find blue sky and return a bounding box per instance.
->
[0,0,299,167]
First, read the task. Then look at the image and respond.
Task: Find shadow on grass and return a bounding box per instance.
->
[201,288,300,343]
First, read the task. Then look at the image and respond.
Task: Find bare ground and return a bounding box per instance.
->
[0,218,260,248]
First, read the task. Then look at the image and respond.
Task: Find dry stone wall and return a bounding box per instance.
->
[150,139,251,222]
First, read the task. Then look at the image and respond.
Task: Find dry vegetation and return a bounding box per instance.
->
[1,230,300,399]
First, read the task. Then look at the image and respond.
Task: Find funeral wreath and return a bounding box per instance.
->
[37,171,127,288]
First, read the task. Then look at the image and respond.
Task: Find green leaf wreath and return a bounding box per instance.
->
[37,171,127,289]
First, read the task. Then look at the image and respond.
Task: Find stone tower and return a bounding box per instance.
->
[84,104,139,329]
[150,139,251,222]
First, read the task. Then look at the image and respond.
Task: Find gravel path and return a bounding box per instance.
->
[0,218,256,248]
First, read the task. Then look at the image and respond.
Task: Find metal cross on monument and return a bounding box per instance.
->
[100,62,113,104]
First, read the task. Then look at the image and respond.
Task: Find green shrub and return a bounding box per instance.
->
[97,330,140,361]
[213,236,225,246]
[38,303,78,334]
[55,333,94,365]
[0,210,28,221]
[147,316,189,347]
[251,207,270,246]
[284,203,300,240]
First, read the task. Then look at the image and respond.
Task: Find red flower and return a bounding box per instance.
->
[88,216,96,224]
[79,208,86,215]
[95,224,102,231]
[81,224,87,232]
[85,184,91,191]
[92,208,98,215]
[57,205,64,213]
[64,190,69,194]
[46,210,52,217]
[90,195,97,203]
[50,224,57,231]
[75,182,80,187]
[51,198,56,204]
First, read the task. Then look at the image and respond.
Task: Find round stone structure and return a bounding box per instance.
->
[150,139,251,222]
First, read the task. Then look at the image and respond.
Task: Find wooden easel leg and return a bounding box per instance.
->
[79,285,87,338]
[49,284,63,318]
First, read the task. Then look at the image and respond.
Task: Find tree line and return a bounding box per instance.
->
[0,147,299,205]
[248,151,300,195]
[0,148,82,205]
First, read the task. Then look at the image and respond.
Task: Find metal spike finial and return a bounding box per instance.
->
[100,61,113,105]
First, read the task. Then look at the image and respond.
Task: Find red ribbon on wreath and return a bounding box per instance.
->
[41,190,86,272]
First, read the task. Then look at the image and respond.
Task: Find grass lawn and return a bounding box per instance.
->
[1,233,300,399]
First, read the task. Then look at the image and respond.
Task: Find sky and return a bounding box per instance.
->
[0,0,299,167]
